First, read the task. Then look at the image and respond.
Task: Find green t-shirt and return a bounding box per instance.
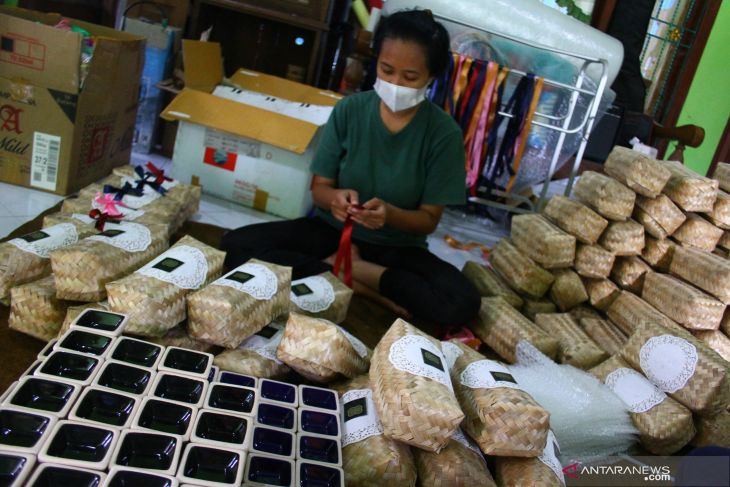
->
[311,90,466,247]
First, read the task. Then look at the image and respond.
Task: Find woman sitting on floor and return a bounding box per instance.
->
[221,9,480,334]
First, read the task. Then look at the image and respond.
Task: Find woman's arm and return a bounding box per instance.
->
[349,199,444,235]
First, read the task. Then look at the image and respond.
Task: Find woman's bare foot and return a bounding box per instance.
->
[324,244,362,268]
[352,279,413,319]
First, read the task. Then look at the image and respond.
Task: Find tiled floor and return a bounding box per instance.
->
[1,151,509,269]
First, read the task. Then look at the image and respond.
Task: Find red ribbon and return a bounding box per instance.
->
[88,209,120,231]
[146,162,173,185]
[332,217,355,288]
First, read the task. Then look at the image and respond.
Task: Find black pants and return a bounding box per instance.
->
[220,217,480,328]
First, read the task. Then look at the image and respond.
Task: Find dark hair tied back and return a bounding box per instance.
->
[373,9,451,77]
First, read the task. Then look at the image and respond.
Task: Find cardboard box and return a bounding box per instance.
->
[161,40,342,219]
[0,6,144,195]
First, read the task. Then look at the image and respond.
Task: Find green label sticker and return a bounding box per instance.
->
[344,397,367,421]
[21,230,50,242]
[255,325,278,339]
[491,371,517,384]
[153,257,184,273]
[421,349,444,371]
[292,283,314,297]
[98,229,125,238]
[227,271,254,285]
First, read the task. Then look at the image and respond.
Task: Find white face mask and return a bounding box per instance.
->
[374,77,428,112]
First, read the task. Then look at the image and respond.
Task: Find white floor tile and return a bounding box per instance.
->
[0,216,32,239]
[0,182,63,217]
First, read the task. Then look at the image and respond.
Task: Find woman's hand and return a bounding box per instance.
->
[330,189,359,222]
[349,198,388,230]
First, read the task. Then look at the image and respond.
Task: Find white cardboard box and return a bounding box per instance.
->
[161,41,341,220]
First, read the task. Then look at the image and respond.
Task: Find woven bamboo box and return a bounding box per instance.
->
[661,159,719,212]
[673,213,724,252]
[187,259,292,349]
[574,244,615,279]
[534,313,608,369]
[494,452,564,487]
[0,220,98,305]
[8,275,73,341]
[444,340,549,457]
[604,146,671,198]
[369,319,464,452]
[112,165,201,221]
[213,322,291,379]
[720,231,730,251]
[335,375,417,487]
[462,261,524,309]
[693,330,730,363]
[670,245,730,304]
[277,313,371,383]
[549,269,588,311]
[705,190,730,230]
[642,272,725,331]
[620,321,730,415]
[714,162,730,192]
[146,323,218,353]
[50,221,169,302]
[583,278,620,311]
[611,256,651,294]
[542,195,608,244]
[692,410,730,448]
[62,185,184,234]
[633,194,686,239]
[590,355,695,454]
[600,219,645,256]
[569,305,603,323]
[606,291,684,337]
[490,240,554,298]
[579,317,626,355]
[289,271,353,323]
[413,430,496,486]
[107,235,225,337]
[574,171,636,221]
[475,296,559,363]
[511,214,576,269]
[521,297,557,321]
[642,236,676,271]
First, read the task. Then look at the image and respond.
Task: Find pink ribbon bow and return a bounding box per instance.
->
[94,192,127,217]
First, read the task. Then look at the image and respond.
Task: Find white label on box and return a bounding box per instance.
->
[337,326,369,358]
[240,322,285,363]
[215,262,278,300]
[388,335,453,390]
[639,335,698,393]
[290,276,335,313]
[205,128,261,158]
[341,389,383,447]
[30,132,61,191]
[452,428,483,457]
[605,367,667,413]
[460,360,523,391]
[8,223,78,258]
[539,431,566,486]
[86,221,152,252]
[137,245,208,289]
[441,341,463,371]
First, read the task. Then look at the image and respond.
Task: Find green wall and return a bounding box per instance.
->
[670,1,730,175]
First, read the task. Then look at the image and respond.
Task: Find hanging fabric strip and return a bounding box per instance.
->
[449,56,473,117]
[505,76,544,193]
[465,62,499,191]
[480,67,510,193]
[490,73,537,190]
[445,53,462,114]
